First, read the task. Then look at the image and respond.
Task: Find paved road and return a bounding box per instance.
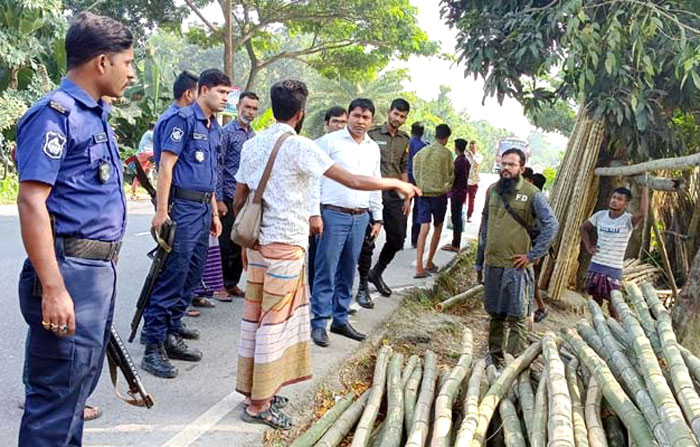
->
[0,174,495,447]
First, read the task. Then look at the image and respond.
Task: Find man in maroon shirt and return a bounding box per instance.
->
[442,138,470,252]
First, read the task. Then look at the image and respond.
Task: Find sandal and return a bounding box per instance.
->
[84,405,102,421]
[426,265,439,274]
[192,297,216,308]
[214,291,233,303]
[534,308,549,323]
[440,244,459,252]
[186,308,201,318]
[243,395,290,409]
[242,405,292,430]
[414,272,430,279]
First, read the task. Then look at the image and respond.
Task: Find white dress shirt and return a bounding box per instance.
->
[236,122,334,249]
[311,127,383,221]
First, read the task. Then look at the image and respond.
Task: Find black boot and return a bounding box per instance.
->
[178,322,200,340]
[165,334,203,362]
[355,279,374,309]
[142,343,178,379]
[368,268,392,297]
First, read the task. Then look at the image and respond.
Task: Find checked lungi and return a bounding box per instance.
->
[236,243,312,404]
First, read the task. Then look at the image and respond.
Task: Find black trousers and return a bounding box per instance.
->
[450,195,464,249]
[357,191,407,278]
[219,199,243,290]
[411,196,421,247]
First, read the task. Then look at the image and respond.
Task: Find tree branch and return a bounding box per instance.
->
[183,0,222,36]
[594,152,700,176]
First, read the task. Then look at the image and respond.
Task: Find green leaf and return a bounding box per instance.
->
[605,52,616,74]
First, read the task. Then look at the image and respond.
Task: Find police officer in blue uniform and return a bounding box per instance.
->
[141,69,230,378]
[153,71,199,168]
[14,12,134,447]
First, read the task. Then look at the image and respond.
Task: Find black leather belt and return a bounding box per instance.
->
[321,204,369,215]
[63,238,122,261]
[173,186,213,204]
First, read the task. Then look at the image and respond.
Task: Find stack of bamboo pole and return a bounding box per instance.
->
[540,113,605,300]
[291,282,700,446]
[622,258,663,284]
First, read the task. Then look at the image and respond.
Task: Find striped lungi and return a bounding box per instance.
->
[236,243,312,404]
[192,235,225,297]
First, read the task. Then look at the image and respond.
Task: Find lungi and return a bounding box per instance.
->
[236,243,312,404]
[192,235,225,297]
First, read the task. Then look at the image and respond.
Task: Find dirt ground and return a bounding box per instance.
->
[266,246,585,446]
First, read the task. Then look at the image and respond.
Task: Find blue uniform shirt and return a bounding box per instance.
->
[16,78,126,241]
[159,102,221,193]
[153,102,180,167]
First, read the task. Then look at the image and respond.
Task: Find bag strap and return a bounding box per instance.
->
[253,132,293,204]
[497,189,535,238]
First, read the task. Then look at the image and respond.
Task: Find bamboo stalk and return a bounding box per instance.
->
[484,365,526,447]
[584,375,607,447]
[406,350,438,447]
[566,358,589,447]
[650,210,680,300]
[531,365,548,447]
[600,401,627,447]
[454,359,486,447]
[470,340,544,446]
[378,353,404,447]
[431,329,473,447]
[588,300,667,444]
[402,355,420,388]
[290,393,356,447]
[434,285,484,312]
[641,282,700,442]
[352,346,392,447]
[543,332,575,447]
[610,291,696,446]
[594,152,700,176]
[679,345,700,386]
[605,317,632,352]
[561,328,658,446]
[315,391,370,447]
[404,364,422,433]
[517,368,536,442]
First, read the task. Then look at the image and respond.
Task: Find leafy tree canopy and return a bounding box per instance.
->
[440,0,700,160]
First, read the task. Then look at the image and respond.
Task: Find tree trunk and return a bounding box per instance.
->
[673,248,700,356]
[223,0,234,81]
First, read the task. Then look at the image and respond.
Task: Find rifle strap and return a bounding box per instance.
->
[133,156,157,201]
[107,354,151,407]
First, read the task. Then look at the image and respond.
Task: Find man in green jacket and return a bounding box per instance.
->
[475,148,558,367]
[413,124,454,278]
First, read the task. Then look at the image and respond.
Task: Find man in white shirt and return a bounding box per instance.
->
[465,140,483,222]
[233,80,419,429]
[310,99,383,347]
[580,184,648,319]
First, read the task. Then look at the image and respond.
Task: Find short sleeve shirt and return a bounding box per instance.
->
[153,103,181,167]
[589,210,634,269]
[236,122,334,248]
[159,102,220,193]
[368,124,410,179]
[16,78,126,241]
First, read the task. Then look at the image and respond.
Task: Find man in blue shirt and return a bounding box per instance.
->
[153,71,199,169]
[216,91,259,298]
[15,12,134,446]
[408,121,427,247]
[141,69,230,378]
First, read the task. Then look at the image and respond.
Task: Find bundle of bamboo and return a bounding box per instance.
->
[291,283,700,447]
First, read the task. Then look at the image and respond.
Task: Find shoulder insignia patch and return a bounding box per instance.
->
[170,127,184,143]
[49,101,69,114]
[42,131,66,159]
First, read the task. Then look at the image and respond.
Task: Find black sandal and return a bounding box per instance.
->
[242,405,292,430]
[534,308,549,323]
[244,395,289,409]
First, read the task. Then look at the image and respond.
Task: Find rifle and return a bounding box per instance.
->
[128,221,177,343]
[107,325,154,408]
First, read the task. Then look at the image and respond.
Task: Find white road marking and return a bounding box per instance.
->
[160,391,247,447]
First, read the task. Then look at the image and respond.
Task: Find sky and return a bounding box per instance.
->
[184,0,568,147]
